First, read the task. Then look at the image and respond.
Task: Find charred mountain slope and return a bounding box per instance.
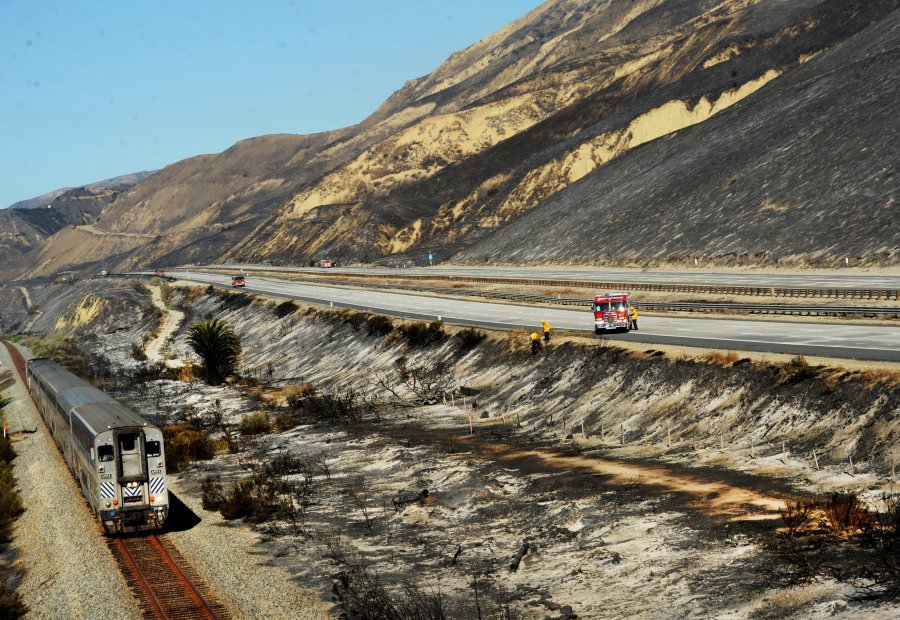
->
[456,2,900,267]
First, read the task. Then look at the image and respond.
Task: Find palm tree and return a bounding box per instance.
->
[187,319,242,385]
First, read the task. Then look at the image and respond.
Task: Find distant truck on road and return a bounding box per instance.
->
[154,268,166,276]
[592,291,631,333]
[319,258,335,268]
[231,275,246,287]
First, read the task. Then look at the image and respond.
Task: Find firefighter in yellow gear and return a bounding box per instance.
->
[530,331,541,355]
[629,305,639,330]
[541,320,551,342]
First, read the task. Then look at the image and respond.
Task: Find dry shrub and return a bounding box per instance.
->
[780,499,815,536]
[273,412,296,432]
[506,328,529,353]
[455,327,486,350]
[397,320,445,347]
[0,436,14,466]
[287,383,366,422]
[777,355,820,385]
[162,424,216,472]
[0,464,24,543]
[200,475,226,511]
[0,573,27,619]
[283,383,316,407]
[702,349,739,366]
[824,492,870,536]
[177,362,200,382]
[332,567,447,620]
[341,309,369,331]
[853,368,900,389]
[238,411,271,436]
[366,314,394,337]
[273,300,299,318]
[218,476,294,523]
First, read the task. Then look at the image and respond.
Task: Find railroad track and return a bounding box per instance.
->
[110,534,229,620]
[1,340,228,620]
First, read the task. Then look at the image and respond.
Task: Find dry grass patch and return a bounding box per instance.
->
[701,349,740,366]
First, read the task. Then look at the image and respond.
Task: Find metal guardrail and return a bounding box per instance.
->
[280,270,900,301]
[284,276,900,318]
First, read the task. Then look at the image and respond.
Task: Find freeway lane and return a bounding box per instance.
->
[210,263,900,290]
[173,271,900,362]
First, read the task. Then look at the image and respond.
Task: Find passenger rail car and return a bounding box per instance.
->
[26,358,169,533]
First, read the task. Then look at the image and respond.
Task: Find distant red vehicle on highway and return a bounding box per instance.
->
[320,258,335,268]
[154,268,166,276]
[231,275,246,287]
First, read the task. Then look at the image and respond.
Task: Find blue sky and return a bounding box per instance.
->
[0,0,542,208]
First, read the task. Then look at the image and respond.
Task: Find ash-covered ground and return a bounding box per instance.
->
[3,279,900,618]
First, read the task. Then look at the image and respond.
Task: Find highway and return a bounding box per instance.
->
[171,271,900,362]
[209,263,900,289]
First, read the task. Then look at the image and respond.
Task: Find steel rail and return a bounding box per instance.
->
[150,534,221,620]
[114,537,170,619]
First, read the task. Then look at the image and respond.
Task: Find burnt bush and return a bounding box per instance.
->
[0,435,15,466]
[776,355,820,385]
[0,463,23,544]
[455,327,486,350]
[764,492,900,600]
[824,492,870,535]
[200,475,227,511]
[216,290,253,310]
[218,475,295,523]
[332,567,447,620]
[366,314,394,336]
[286,383,368,423]
[162,424,217,472]
[0,574,27,619]
[397,320,445,347]
[274,300,299,318]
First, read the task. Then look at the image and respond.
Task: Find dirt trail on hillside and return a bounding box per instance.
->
[144,285,184,366]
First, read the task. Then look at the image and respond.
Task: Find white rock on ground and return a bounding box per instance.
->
[0,344,143,620]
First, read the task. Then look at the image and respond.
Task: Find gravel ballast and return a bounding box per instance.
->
[165,476,329,620]
[0,344,142,620]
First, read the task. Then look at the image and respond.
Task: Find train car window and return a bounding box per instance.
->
[146,440,161,457]
[98,445,114,462]
[120,435,136,452]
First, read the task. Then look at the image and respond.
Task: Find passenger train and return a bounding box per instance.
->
[26,358,169,533]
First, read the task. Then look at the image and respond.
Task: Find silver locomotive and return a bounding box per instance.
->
[26,358,169,533]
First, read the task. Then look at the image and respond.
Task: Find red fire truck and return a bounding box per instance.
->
[592,291,631,334]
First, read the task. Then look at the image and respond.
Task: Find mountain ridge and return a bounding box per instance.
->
[7,0,898,278]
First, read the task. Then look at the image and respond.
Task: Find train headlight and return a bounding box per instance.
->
[112,499,118,505]
[105,501,111,508]
[98,466,105,473]
[149,496,155,503]
[157,461,163,467]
